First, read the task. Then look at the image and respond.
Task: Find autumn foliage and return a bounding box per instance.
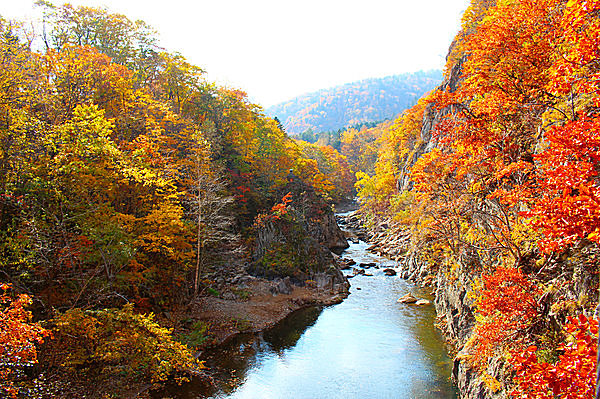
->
[48,305,200,392]
[356,0,599,396]
[0,285,49,398]
[511,315,598,399]
[470,266,542,371]
[0,3,353,395]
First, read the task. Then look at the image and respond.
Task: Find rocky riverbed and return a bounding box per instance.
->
[336,209,498,399]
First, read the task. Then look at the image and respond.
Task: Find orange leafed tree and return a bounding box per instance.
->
[526,0,600,252]
[0,285,49,398]
[511,315,598,399]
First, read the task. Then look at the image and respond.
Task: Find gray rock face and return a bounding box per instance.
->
[314,273,333,289]
[311,212,350,254]
[251,179,348,279]
[270,277,293,295]
[435,270,475,345]
[313,268,348,291]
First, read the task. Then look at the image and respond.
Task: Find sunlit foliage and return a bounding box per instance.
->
[356,0,599,396]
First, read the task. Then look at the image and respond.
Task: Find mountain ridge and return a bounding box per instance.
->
[266,70,443,135]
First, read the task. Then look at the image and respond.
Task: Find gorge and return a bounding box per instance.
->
[1,0,598,398]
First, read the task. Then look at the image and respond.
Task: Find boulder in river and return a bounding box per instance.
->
[397,293,418,303]
[415,299,431,306]
[383,268,397,276]
[359,262,376,269]
[338,258,355,270]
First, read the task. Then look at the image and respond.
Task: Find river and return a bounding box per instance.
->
[171,220,457,398]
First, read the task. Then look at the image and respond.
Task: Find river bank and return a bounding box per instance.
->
[186,275,349,349]
[190,202,359,351]
[161,215,456,399]
[339,209,500,398]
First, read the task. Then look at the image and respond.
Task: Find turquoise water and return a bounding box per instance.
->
[170,239,457,399]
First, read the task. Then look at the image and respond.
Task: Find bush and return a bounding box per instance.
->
[179,320,212,350]
[48,304,202,391]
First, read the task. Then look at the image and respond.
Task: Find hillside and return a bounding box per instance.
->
[0,4,355,397]
[352,0,600,397]
[266,70,443,135]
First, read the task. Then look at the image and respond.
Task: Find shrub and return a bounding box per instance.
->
[48,304,202,391]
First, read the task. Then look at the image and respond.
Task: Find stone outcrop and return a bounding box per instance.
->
[270,277,293,295]
[250,178,349,296]
[397,293,418,304]
[284,177,349,254]
[307,210,349,254]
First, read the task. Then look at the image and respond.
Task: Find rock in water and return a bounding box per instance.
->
[415,299,431,306]
[397,293,418,303]
[383,268,397,276]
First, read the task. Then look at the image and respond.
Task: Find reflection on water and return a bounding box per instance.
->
[166,236,458,399]
[262,306,323,352]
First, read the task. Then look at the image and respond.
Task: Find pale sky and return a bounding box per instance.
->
[1,0,469,107]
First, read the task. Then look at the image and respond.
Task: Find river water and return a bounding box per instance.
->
[172,225,457,398]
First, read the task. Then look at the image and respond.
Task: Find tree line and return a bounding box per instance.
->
[0,3,355,396]
[353,0,599,396]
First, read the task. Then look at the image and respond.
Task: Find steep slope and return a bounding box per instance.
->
[354,0,600,398]
[267,70,443,135]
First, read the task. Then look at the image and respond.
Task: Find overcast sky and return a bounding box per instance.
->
[1,0,470,107]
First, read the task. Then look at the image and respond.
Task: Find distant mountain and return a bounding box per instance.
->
[266,70,443,135]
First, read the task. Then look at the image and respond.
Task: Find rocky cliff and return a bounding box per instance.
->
[250,178,349,290]
[347,51,508,398]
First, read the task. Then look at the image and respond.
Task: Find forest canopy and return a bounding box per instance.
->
[353,0,599,396]
[0,3,355,396]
